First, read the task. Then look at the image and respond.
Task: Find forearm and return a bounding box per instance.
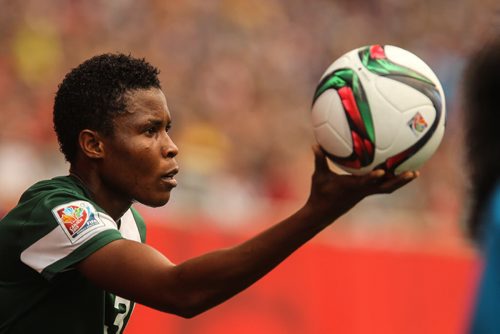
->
[168,203,339,317]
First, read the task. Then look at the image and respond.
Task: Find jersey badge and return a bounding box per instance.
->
[52,201,104,242]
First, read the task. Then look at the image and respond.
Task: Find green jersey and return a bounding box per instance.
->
[0,176,146,334]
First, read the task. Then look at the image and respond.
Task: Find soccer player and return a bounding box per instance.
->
[0,54,418,334]
[465,36,500,334]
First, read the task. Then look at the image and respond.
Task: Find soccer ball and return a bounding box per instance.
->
[311,44,446,175]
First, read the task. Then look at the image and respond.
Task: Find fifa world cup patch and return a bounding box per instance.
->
[52,201,104,243]
[408,112,428,136]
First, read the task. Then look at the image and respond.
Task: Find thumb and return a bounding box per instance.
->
[312,144,330,173]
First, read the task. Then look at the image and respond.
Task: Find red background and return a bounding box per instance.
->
[126,222,479,334]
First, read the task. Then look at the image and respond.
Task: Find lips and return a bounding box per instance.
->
[161,167,179,187]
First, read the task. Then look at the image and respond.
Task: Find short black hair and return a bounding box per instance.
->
[53,53,161,163]
[464,37,500,241]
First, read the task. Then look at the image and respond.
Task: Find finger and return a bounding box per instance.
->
[377,171,419,193]
[363,169,386,183]
[312,145,330,173]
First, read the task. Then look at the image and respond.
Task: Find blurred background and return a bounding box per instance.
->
[0,0,498,333]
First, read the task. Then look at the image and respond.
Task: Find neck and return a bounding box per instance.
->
[69,165,132,221]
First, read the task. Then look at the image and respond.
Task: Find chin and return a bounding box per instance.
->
[138,194,171,208]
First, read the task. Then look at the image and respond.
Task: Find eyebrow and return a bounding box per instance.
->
[144,119,172,128]
[146,119,163,126]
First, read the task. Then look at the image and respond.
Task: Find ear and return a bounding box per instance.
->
[78,129,105,159]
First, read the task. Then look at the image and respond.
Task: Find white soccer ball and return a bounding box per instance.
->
[311,44,446,175]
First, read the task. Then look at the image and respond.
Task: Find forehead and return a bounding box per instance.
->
[122,88,171,121]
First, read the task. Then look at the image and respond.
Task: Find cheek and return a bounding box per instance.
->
[127,148,158,180]
[114,137,155,162]
[107,142,158,185]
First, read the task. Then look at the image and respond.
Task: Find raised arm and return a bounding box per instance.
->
[76,146,417,318]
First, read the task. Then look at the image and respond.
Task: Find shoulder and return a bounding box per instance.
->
[19,175,92,206]
[1,176,123,279]
[5,176,106,232]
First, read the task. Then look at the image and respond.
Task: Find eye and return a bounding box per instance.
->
[145,126,157,136]
[165,123,172,133]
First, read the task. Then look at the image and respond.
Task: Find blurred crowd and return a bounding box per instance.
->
[0,0,499,249]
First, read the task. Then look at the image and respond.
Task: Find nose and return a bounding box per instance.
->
[161,135,179,158]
